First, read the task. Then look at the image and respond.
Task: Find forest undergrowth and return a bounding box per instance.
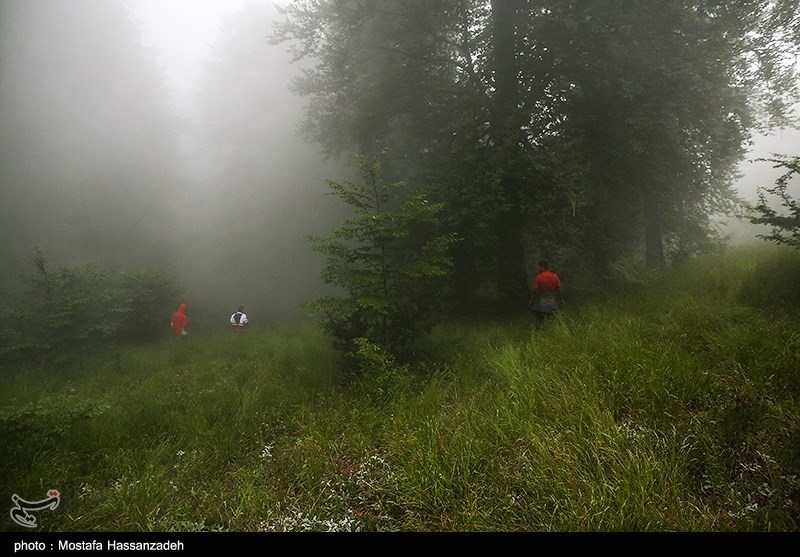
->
[1,245,799,532]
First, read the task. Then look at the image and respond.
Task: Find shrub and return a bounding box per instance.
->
[305,152,459,362]
[0,249,181,363]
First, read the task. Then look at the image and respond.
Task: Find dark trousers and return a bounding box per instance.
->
[533,310,556,329]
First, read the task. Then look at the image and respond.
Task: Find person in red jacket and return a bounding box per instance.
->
[170,303,188,337]
[529,260,564,328]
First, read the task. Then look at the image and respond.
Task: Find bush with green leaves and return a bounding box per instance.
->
[116,267,183,343]
[749,156,800,248]
[0,249,181,362]
[305,153,459,362]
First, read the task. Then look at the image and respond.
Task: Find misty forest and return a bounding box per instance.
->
[2,0,800,533]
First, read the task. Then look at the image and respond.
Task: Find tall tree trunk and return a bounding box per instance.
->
[490,0,527,302]
[642,187,665,269]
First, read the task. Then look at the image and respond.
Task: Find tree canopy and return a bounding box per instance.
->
[749,156,800,248]
[276,0,800,300]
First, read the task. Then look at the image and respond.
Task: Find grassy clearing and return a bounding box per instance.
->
[1,245,799,531]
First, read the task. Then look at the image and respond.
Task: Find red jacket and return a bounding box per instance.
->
[170,304,188,336]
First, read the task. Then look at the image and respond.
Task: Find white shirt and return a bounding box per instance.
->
[230,312,248,326]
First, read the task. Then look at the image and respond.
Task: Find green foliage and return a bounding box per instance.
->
[0,391,111,468]
[348,337,413,403]
[2,246,799,532]
[737,244,800,312]
[305,153,459,360]
[277,1,800,284]
[116,268,183,343]
[0,249,181,363]
[749,156,800,249]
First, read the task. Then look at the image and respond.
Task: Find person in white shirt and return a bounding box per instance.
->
[230,306,249,332]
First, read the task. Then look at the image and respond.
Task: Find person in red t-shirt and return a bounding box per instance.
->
[529,260,564,328]
[170,303,188,337]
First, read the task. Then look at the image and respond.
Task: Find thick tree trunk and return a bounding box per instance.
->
[490,0,527,301]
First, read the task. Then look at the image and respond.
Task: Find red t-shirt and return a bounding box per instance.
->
[533,270,561,292]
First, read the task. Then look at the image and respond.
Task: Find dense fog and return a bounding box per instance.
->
[1,0,798,331]
[0,0,349,331]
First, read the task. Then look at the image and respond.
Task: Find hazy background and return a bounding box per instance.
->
[0,0,349,332]
[1,0,798,331]
[131,0,351,331]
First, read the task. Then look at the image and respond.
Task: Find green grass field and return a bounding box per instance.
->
[2,245,799,531]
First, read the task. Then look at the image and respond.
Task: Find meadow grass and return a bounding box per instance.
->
[1,244,799,531]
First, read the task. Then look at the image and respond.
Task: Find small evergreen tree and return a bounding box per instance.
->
[305,152,459,361]
[749,156,800,249]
